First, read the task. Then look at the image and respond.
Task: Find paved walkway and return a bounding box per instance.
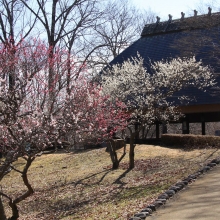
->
[148,165,220,220]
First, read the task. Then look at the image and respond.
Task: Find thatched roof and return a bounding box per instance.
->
[108,9,220,107]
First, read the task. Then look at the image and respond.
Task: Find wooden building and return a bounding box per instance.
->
[108,9,220,137]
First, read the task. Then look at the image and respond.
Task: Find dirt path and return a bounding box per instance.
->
[148,165,220,220]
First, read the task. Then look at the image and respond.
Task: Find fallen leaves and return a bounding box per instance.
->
[2,145,220,219]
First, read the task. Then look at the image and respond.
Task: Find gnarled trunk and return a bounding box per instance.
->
[129,133,135,169]
[8,200,19,220]
[0,196,7,220]
[108,140,119,169]
[108,139,126,169]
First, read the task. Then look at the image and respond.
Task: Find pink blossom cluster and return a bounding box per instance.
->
[0,38,129,159]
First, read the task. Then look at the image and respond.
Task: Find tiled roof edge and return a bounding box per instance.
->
[141,10,220,37]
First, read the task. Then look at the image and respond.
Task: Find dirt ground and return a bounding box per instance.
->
[1,145,220,219]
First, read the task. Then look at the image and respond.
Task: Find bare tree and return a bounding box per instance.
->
[20,0,103,94]
[0,0,38,90]
[19,0,156,77]
[84,0,156,73]
[0,0,38,43]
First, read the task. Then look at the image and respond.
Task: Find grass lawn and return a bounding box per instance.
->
[1,144,220,219]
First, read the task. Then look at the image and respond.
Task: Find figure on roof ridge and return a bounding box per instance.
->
[194,10,198,17]
[208,7,212,16]
[168,14,172,21]
[156,16,160,23]
[181,12,185,20]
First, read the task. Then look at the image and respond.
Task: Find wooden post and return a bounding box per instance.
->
[162,123,167,134]
[202,121,206,135]
[182,121,189,134]
[156,122,160,139]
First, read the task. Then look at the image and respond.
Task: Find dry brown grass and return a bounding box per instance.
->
[1,144,220,219]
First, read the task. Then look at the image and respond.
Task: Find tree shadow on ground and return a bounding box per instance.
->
[73,168,112,187]
[41,171,150,219]
[113,169,131,185]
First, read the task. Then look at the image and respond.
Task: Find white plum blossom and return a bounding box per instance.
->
[102,54,215,125]
[101,54,215,169]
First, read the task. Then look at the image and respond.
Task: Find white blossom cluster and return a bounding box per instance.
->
[101,54,216,126]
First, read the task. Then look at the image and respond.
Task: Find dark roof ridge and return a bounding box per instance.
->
[141,10,220,37]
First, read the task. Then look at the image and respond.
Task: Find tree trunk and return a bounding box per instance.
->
[7,156,35,220]
[108,140,119,169]
[129,133,135,169]
[8,201,19,220]
[112,157,119,169]
[0,196,7,220]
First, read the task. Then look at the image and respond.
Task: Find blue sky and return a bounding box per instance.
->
[132,0,219,20]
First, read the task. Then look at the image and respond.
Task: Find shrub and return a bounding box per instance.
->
[161,134,220,149]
